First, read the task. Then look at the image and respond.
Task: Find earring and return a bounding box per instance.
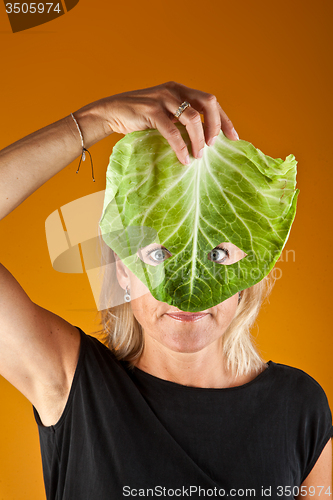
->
[238,291,242,305]
[124,285,131,303]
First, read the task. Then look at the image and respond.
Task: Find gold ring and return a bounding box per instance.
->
[174,101,191,118]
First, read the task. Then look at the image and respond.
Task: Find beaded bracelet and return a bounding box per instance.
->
[70,112,95,182]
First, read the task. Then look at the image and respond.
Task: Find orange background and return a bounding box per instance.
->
[0,0,332,498]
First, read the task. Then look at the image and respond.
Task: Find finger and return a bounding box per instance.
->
[177,106,206,159]
[197,94,222,146]
[168,82,239,142]
[217,102,239,141]
[165,99,205,160]
[153,114,190,166]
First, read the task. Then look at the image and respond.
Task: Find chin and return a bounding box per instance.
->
[161,333,214,354]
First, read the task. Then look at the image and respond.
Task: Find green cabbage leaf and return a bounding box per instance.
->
[99,124,299,312]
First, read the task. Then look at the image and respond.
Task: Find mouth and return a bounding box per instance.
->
[165,312,209,323]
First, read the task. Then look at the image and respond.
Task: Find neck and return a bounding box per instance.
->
[135,335,245,389]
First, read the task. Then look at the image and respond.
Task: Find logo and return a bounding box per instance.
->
[3,0,79,33]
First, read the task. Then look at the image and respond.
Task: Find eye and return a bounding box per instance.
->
[148,247,171,263]
[208,247,229,263]
[207,242,247,265]
[137,245,172,266]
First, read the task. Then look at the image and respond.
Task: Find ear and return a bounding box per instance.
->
[115,255,130,290]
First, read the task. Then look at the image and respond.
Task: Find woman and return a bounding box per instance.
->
[0,81,331,499]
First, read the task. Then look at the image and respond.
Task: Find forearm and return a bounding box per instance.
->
[0,82,237,222]
[0,100,113,221]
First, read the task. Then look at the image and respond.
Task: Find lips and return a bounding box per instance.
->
[165,312,209,322]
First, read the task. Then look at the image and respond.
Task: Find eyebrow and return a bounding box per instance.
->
[138,245,171,253]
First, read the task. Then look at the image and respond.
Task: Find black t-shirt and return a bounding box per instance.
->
[33,327,333,499]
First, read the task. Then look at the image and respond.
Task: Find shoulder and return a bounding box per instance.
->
[269,360,327,389]
[268,360,331,413]
[77,328,128,372]
[80,328,116,357]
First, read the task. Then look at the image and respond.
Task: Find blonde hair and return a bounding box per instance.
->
[96,239,276,378]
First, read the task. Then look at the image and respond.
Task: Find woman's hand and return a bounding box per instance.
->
[95,81,239,166]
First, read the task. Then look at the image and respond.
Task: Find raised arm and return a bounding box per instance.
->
[0,81,238,221]
[0,81,238,426]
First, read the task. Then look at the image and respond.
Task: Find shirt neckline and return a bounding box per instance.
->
[132,360,273,392]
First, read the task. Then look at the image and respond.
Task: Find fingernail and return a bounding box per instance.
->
[185,155,190,165]
[208,136,218,147]
[232,128,239,140]
[197,149,204,159]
